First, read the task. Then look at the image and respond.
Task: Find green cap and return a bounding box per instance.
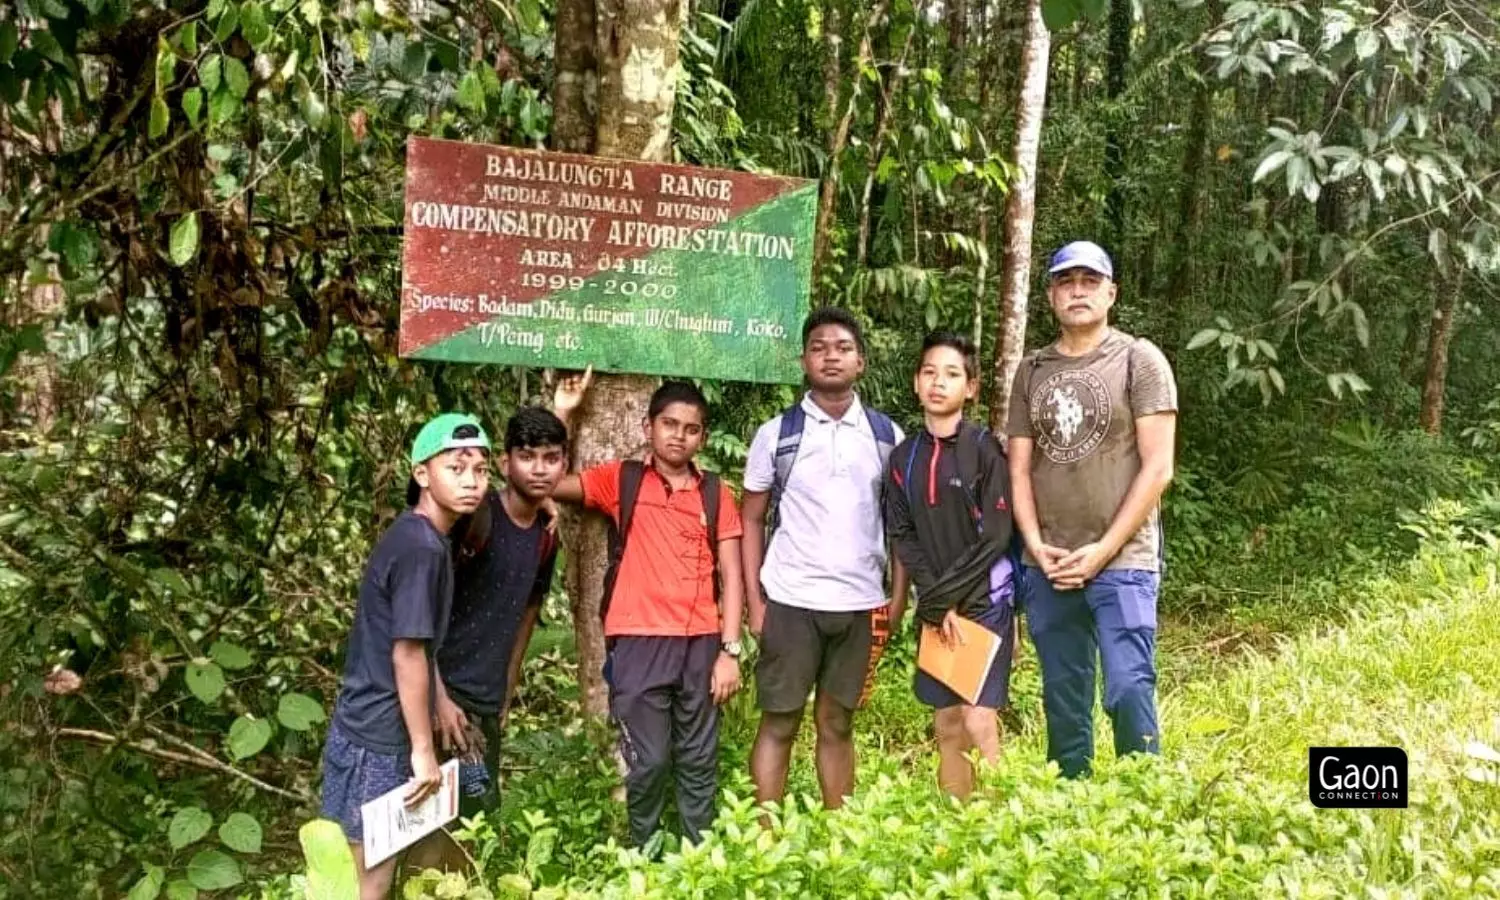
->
[410,413,491,466]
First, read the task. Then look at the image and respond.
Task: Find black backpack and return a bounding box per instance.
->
[598,460,722,625]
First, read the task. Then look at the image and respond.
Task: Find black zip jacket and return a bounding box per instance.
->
[884,420,1014,625]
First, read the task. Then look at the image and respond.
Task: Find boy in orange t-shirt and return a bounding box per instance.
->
[552,373,745,849]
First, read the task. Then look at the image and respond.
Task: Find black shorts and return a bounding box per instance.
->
[914,597,1015,710]
[756,599,890,713]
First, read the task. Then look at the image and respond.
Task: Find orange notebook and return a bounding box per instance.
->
[917,616,1001,705]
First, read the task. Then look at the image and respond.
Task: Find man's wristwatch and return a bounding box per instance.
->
[720,640,743,659]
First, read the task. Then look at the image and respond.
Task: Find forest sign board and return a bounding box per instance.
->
[398,137,816,384]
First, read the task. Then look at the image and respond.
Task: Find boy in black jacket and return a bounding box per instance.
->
[885,332,1017,798]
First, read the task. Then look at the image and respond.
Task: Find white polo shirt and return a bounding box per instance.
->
[744,393,903,612]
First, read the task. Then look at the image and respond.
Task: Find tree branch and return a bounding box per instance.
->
[29,725,309,802]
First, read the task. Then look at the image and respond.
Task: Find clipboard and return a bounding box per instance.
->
[917,616,1001,705]
[360,758,461,865]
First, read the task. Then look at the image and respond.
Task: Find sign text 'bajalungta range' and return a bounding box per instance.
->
[398,137,816,383]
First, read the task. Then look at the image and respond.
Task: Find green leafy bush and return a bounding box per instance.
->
[279,536,1500,899]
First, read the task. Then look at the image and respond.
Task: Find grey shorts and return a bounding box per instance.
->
[755,599,890,713]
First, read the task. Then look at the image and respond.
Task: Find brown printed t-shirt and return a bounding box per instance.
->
[1006,329,1177,572]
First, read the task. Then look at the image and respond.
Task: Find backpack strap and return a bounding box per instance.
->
[600,460,647,624]
[700,471,722,602]
[864,407,898,469]
[766,404,806,537]
[955,422,988,535]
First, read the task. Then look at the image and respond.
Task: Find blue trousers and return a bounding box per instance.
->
[1022,566,1161,778]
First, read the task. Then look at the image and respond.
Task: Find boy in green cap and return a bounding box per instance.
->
[320,413,491,899]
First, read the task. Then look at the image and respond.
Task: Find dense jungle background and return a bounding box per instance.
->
[2,0,1500,896]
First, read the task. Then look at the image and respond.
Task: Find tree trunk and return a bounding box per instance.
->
[1161,0,1220,351]
[856,27,914,267]
[1419,270,1461,436]
[811,0,847,296]
[989,0,1049,436]
[558,0,687,719]
[811,0,890,296]
[1103,0,1130,250]
[552,0,598,154]
[943,0,968,90]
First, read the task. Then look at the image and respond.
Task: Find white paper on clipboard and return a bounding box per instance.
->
[360,758,461,866]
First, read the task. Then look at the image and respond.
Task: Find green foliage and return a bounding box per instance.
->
[284,535,1500,898]
[300,818,357,900]
[168,808,213,852]
[5,0,1500,895]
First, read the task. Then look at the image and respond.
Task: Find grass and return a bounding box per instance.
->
[481,539,1500,898]
[265,538,1500,898]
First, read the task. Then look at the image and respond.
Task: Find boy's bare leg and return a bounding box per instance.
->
[750,708,803,805]
[351,842,398,900]
[933,706,973,799]
[962,705,1002,764]
[812,691,856,809]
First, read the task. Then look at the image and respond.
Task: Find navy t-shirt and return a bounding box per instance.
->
[333,511,453,753]
[438,491,557,716]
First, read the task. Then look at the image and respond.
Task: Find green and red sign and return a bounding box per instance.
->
[398,137,816,383]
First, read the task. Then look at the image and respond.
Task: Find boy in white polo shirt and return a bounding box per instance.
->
[741,307,909,810]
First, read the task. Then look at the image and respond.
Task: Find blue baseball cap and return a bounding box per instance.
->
[1048,241,1114,279]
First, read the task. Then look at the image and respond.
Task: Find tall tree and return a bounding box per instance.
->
[1102,0,1131,249]
[811,0,891,295]
[552,0,598,154]
[990,0,1050,434]
[559,0,689,718]
[1419,269,1462,435]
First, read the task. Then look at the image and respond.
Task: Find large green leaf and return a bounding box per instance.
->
[301,819,357,900]
[200,55,222,93]
[213,3,240,41]
[164,881,197,900]
[277,692,327,731]
[224,56,250,98]
[169,212,200,266]
[168,807,213,850]
[149,95,170,139]
[186,850,242,891]
[210,88,240,124]
[184,661,224,703]
[155,37,176,91]
[218,812,263,853]
[227,715,272,759]
[126,864,165,900]
[455,69,485,113]
[209,640,254,671]
[178,22,198,56]
[182,88,203,126]
[241,2,272,49]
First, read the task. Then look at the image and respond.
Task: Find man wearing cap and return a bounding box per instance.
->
[320,413,491,898]
[1006,241,1177,779]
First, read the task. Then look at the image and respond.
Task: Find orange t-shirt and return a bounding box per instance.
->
[580,460,743,637]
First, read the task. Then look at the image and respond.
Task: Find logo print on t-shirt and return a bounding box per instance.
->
[1031,369,1111,464]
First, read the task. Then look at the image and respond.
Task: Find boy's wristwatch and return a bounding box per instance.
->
[720,640,743,659]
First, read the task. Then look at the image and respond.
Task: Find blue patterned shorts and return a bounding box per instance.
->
[319,721,412,843]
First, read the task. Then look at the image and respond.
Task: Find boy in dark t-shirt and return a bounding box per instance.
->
[408,407,567,872]
[320,414,490,898]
